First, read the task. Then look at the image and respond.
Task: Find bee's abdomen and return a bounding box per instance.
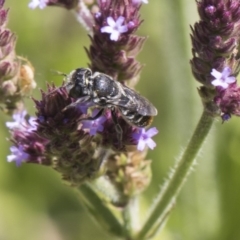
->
[120,109,153,127]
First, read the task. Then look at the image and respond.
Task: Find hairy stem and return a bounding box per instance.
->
[77,183,123,237]
[122,197,140,239]
[136,110,215,239]
[73,1,94,34]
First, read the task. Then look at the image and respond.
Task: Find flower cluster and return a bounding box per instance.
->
[190,0,240,121]
[0,0,36,114]
[6,0,158,198]
[106,150,152,204]
[191,0,240,121]
[6,83,157,186]
[87,0,147,83]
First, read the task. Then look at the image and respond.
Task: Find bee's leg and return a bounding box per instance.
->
[111,108,123,145]
[62,97,90,112]
[80,108,104,121]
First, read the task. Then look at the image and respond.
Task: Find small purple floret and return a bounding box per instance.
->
[81,109,107,136]
[28,0,48,9]
[38,115,45,123]
[132,0,148,5]
[101,16,128,41]
[7,146,29,167]
[133,127,158,151]
[211,67,236,89]
[6,110,27,130]
[77,102,94,114]
[221,113,231,122]
[6,110,37,132]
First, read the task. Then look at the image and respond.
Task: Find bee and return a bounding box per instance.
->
[64,68,157,140]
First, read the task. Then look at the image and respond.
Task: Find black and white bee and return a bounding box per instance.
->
[64,68,157,139]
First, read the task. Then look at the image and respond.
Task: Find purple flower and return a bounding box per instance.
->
[28,0,48,9]
[6,110,27,129]
[81,109,107,136]
[133,127,158,151]
[132,0,148,5]
[211,67,236,89]
[7,145,29,167]
[6,110,37,132]
[221,113,231,122]
[101,16,128,41]
[77,101,94,114]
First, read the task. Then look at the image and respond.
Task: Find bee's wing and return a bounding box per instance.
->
[113,85,158,116]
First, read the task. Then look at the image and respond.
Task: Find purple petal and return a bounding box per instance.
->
[7,146,29,167]
[101,26,113,34]
[211,69,222,79]
[98,116,107,124]
[118,25,128,33]
[137,140,146,151]
[82,121,92,128]
[110,31,120,41]
[97,125,104,132]
[222,67,231,78]
[6,110,27,130]
[28,0,47,9]
[106,17,115,27]
[132,129,143,140]
[28,0,39,9]
[146,138,156,149]
[146,127,158,138]
[212,79,228,88]
[89,128,97,136]
[226,76,236,84]
[115,16,125,26]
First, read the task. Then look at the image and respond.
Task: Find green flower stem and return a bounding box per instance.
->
[77,183,123,237]
[136,110,215,240]
[122,197,140,238]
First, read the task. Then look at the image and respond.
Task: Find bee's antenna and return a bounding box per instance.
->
[50,69,67,77]
[42,70,69,97]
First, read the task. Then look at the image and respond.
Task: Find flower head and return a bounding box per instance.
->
[100,16,128,41]
[132,127,158,151]
[190,0,240,118]
[86,0,145,82]
[28,0,48,9]
[211,67,236,89]
[7,145,29,167]
[0,1,34,114]
[81,109,107,136]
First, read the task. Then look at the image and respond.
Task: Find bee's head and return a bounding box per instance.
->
[65,68,92,98]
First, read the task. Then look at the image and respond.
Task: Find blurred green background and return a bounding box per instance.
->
[1,0,240,240]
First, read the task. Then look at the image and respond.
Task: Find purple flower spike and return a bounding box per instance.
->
[133,127,158,151]
[101,16,128,41]
[81,109,107,136]
[28,0,48,9]
[211,67,236,89]
[7,145,29,167]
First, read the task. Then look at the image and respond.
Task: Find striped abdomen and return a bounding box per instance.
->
[119,108,153,127]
